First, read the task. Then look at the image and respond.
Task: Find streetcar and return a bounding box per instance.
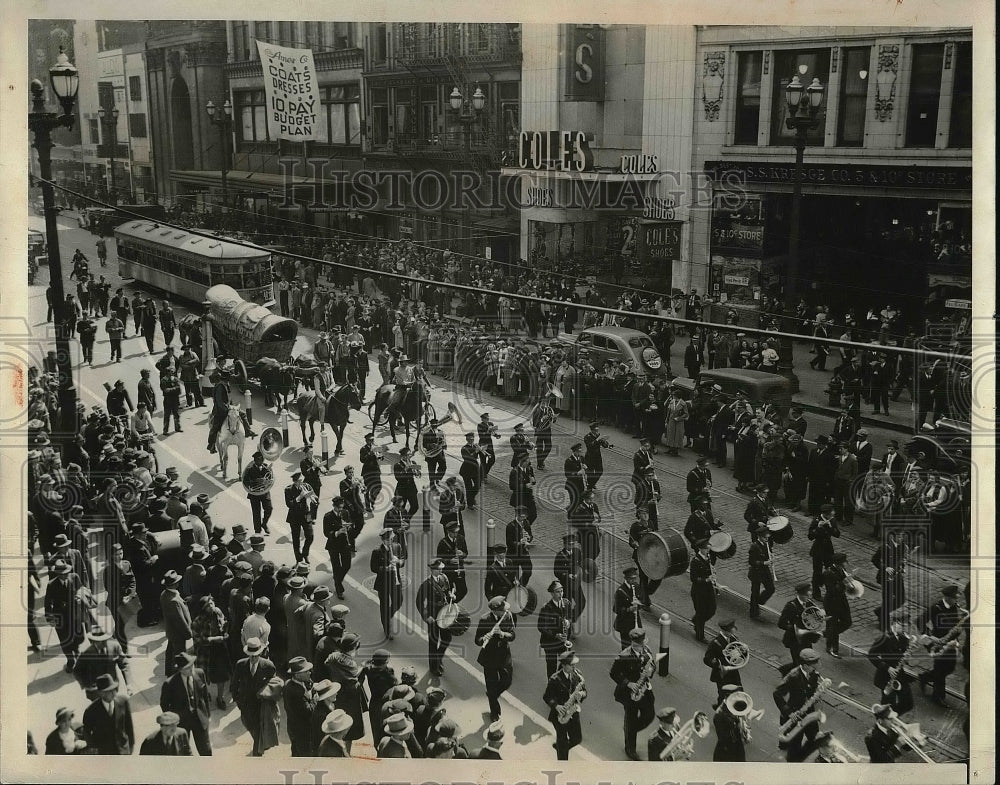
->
[114,220,275,305]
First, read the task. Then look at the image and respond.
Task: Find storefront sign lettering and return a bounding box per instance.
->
[518,130,595,172]
[256,40,320,141]
[525,187,554,207]
[565,26,606,102]
[620,154,659,174]
[637,221,682,263]
[705,161,972,191]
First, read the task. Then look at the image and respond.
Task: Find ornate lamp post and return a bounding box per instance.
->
[28,48,80,440]
[449,84,486,151]
[777,70,824,392]
[206,99,234,209]
[97,103,120,206]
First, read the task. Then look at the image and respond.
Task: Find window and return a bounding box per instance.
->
[128,113,147,138]
[333,22,353,49]
[497,81,520,142]
[628,336,653,349]
[253,21,271,42]
[419,85,438,140]
[836,47,871,146]
[590,335,607,350]
[905,44,944,147]
[232,22,250,60]
[394,87,415,138]
[734,51,763,144]
[370,87,389,148]
[473,23,490,52]
[770,49,830,146]
[318,85,361,145]
[373,24,388,63]
[128,75,141,102]
[277,21,295,46]
[89,118,100,145]
[948,42,972,148]
[235,90,269,146]
[304,22,329,49]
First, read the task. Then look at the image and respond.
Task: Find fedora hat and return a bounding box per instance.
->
[50,559,72,575]
[94,673,119,692]
[161,570,182,587]
[173,651,196,668]
[321,709,353,735]
[312,679,341,702]
[243,637,265,656]
[384,712,414,736]
[287,656,313,676]
[86,624,113,642]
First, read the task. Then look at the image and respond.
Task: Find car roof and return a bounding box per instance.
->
[580,326,650,339]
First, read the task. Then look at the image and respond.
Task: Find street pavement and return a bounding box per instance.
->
[22,210,969,763]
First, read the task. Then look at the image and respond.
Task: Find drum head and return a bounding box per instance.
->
[708,531,732,552]
[436,603,459,629]
[638,528,690,580]
[766,515,789,528]
[507,584,538,617]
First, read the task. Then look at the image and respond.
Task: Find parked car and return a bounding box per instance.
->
[559,326,668,376]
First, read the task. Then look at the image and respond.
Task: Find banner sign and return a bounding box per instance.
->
[705,161,972,191]
[256,40,320,140]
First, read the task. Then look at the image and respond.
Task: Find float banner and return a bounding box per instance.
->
[256,40,320,140]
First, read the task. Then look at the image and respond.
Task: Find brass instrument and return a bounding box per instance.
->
[921,609,969,659]
[777,677,840,746]
[555,670,588,724]
[763,536,777,584]
[295,482,319,507]
[884,634,920,696]
[886,714,934,763]
[721,640,751,669]
[479,610,511,647]
[419,402,463,459]
[258,428,283,461]
[824,736,866,763]
[545,382,564,400]
[721,691,765,743]
[659,711,711,760]
[795,601,826,640]
[843,569,865,598]
[242,463,275,495]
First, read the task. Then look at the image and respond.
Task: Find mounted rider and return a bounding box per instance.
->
[385,354,425,420]
[206,365,256,453]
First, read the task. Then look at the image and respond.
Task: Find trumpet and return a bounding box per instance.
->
[295,482,319,507]
[659,711,711,760]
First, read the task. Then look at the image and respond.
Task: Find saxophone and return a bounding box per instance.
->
[628,649,656,701]
[883,635,920,696]
[556,671,588,724]
[777,676,833,746]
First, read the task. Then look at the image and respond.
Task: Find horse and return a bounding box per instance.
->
[292,383,363,452]
[369,380,430,450]
[216,403,246,480]
[250,357,298,411]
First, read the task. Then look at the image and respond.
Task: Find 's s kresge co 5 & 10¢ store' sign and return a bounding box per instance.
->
[256,40,320,140]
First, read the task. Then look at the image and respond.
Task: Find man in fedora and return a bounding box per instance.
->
[74,623,131,701]
[474,596,517,721]
[100,542,135,653]
[317,709,353,757]
[159,651,212,756]
[43,558,87,672]
[50,532,92,592]
[226,524,249,557]
[301,585,333,655]
[82,673,135,755]
[231,637,276,756]
[309,678,342,754]
[139,712,192,756]
[125,521,161,627]
[283,656,315,757]
[243,534,267,576]
[377,712,416,758]
[477,720,505,759]
[159,570,192,675]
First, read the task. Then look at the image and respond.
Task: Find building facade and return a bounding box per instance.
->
[691,26,973,329]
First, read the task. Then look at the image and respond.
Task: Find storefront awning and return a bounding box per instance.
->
[499,167,663,182]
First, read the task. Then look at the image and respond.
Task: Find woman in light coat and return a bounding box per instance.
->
[663,389,689,455]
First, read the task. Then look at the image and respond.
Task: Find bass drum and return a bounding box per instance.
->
[149,530,188,574]
[637,528,690,580]
[507,584,538,617]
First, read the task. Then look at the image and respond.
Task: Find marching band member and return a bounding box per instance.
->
[633,465,661,529]
[713,684,747,761]
[704,619,744,705]
[773,647,824,756]
[917,583,965,707]
[505,507,534,587]
[647,706,682,761]
[474,597,517,721]
[864,703,903,763]
[359,433,382,514]
[243,451,274,536]
[284,471,318,565]
[807,504,841,601]
[690,539,717,643]
[872,529,909,631]
[631,438,654,486]
[381,496,410,559]
[627,508,661,607]
[583,421,609,490]
[322,499,352,600]
[508,453,538,536]
[436,476,465,537]
[338,466,366,544]
[685,456,713,512]
[867,618,915,716]
[460,433,482,510]
[484,545,517,602]
[370,528,405,640]
[778,583,822,672]
[509,422,532,468]
[300,449,325,501]
[570,487,602,566]
[563,442,587,518]
[544,649,586,760]
[553,533,586,630]
[477,413,499,479]
[436,521,469,603]
[684,495,721,551]
[537,580,573,678]
[821,553,852,658]
[610,628,657,760]
[614,566,646,649]
[531,397,555,470]
[421,418,447,490]
[743,484,777,534]
[748,523,776,619]
[392,448,420,522]
[415,559,454,677]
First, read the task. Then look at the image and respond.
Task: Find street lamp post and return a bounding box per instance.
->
[97,104,119,205]
[206,99,233,210]
[449,84,486,151]
[28,48,80,441]
[777,71,825,393]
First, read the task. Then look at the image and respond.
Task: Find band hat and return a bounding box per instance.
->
[941,583,961,597]
[428,559,446,570]
[547,580,563,593]
[696,457,709,465]
[488,596,510,611]
[623,566,639,578]
[287,657,313,675]
[312,679,342,702]
[871,703,895,720]
[795,582,811,593]
[321,709,353,735]
[483,720,505,742]
[799,648,821,663]
[156,712,181,726]
[718,619,737,631]
[378,527,395,537]
[754,522,769,534]
[384,713,414,736]
[833,552,848,564]
[243,637,265,656]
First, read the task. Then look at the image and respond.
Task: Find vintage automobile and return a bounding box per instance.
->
[669,367,793,421]
[558,326,668,376]
[28,230,46,284]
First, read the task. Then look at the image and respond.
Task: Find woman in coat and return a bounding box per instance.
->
[782,433,810,512]
[732,416,759,492]
[326,633,368,753]
[191,595,231,709]
[760,433,786,501]
[45,708,88,754]
[663,389,689,456]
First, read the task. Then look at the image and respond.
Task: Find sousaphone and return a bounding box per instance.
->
[258,427,284,461]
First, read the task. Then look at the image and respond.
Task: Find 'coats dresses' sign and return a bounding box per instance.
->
[256,41,320,140]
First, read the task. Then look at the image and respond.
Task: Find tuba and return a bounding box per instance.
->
[659,711,711,760]
[722,691,765,742]
[419,402,463,460]
[258,427,283,461]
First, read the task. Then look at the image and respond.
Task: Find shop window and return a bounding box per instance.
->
[836,47,870,146]
[948,42,972,148]
[770,49,830,146]
[734,51,762,144]
[905,44,944,148]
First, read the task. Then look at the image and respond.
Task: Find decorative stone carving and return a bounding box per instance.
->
[944,42,953,69]
[146,49,165,71]
[762,51,769,75]
[874,44,899,122]
[702,51,726,122]
[831,47,839,74]
[167,49,182,78]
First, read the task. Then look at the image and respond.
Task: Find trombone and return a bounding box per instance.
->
[885,714,935,763]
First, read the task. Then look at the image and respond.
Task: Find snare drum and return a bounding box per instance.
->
[708,530,737,560]
[637,528,690,580]
[766,515,793,544]
[435,603,472,636]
